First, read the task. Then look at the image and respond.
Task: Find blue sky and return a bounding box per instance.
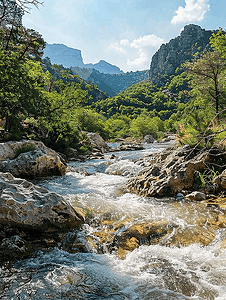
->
[23,0,226,72]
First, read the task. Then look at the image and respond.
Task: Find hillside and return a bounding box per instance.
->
[71,66,149,96]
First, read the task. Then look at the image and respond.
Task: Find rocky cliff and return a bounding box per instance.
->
[149,24,213,84]
[44,43,84,68]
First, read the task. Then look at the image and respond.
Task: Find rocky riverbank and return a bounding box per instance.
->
[126,145,226,199]
[0,172,85,265]
[0,140,86,265]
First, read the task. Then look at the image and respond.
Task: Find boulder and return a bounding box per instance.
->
[143,135,155,143]
[0,140,67,178]
[0,172,84,231]
[114,143,144,152]
[87,132,110,154]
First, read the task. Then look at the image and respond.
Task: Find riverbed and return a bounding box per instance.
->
[1,142,226,299]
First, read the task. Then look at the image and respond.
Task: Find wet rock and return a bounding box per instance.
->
[0,140,67,178]
[0,172,84,231]
[61,231,87,253]
[0,235,29,258]
[185,191,206,201]
[168,226,215,247]
[176,193,184,200]
[111,221,174,257]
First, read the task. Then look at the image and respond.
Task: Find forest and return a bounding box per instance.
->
[1,0,226,155]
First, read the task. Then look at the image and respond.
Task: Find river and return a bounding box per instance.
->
[1,143,226,299]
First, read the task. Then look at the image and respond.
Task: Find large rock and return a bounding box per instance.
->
[0,172,84,231]
[87,132,110,153]
[0,140,67,178]
[127,146,210,197]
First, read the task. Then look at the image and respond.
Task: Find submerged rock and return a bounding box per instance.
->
[0,140,67,178]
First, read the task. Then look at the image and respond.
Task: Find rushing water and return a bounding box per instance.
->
[1,143,226,300]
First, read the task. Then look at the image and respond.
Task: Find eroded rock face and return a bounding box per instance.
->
[0,172,84,231]
[0,140,67,178]
[127,146,210,197]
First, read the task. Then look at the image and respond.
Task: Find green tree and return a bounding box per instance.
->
[0,50,50,138]
[183,50,226,120]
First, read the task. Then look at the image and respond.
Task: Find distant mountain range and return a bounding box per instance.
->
[44,44,123,75]
[44,25,213,97]
[71,66,149,96]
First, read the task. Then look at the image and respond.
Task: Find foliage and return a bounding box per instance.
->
[209,29,226,59]
[0,50,50,139]
[183,50,226,119]
[94,81,176,119]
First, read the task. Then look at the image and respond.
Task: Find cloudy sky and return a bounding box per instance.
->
[23,0,226,72]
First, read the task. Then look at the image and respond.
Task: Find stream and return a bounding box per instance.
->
[1,143,226,299]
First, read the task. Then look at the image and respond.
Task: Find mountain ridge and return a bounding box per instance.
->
[149,24,213,84]
[44,43,123,74]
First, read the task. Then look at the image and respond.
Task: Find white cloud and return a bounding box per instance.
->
[127,49,149,69]
[120,39,130,47]
[131,35,163,49]
[109,42,127,54]
[171,0,210,25]
[108,35,163,71]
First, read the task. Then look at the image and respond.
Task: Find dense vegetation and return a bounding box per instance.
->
[0,0,226,155]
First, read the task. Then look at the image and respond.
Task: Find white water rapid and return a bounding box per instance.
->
[1,143,226,299]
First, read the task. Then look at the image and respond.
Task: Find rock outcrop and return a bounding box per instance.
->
[150,24,212,84]
[126,146,210,197]
[0,140,67,178]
